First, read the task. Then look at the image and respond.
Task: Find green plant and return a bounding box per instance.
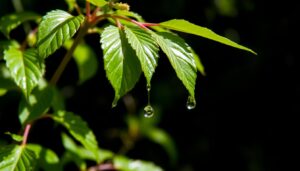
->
[0,0,256,170]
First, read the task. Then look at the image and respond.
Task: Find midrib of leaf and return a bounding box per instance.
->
[11,145,24,170]
[160,19,257,55]
[124,26,158,84]
[151,32,197,97]
[37,17,80,49]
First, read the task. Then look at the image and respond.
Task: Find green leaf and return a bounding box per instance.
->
[160,19,257,55]
[65,0,77,12]
[0,145,36,171]
[114,156,163,171]
[52,111,100,162]
[87,0,108,7]
[0,40,20,59]
[26,144,61,171]
[64,40,98,84]
[0,64,18,96]
[4,132,23,142]
[18,82,54,125]
[124,26,159,84]
[100,25,142,106]
[152,32,197,97]
[0,12,40,39]
[144,128,177,165]
[37,10,84,58]
[51,87,66,112]
[61,133,113,163]
[116,10,145,22]
[192,50,206,76]
[4,47,44,98]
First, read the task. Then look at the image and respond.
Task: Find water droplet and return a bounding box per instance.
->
[186,96,196,110]
[144,105,154,118]
[146,83,151,92]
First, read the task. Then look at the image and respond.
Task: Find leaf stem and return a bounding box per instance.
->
[50,21,90,85]
[21,124,31,146]
[110,15,159,30]
[86,0,91,19]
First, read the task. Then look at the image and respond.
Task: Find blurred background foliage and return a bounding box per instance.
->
[0,0,297,170]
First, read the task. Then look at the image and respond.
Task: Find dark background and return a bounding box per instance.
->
[0,0,298,170]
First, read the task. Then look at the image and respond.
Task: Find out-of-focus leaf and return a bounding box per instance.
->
[0,144,36,171]
[100,25,141,107]
[26,144,61,171]
[64,40,98,84]
[116,10,144,22]
[51,87,65,112]
[159,19,256,54]
[65,0,77,12]
[151,32,197,98]
[37,10,84,58]
[114,156,163,171]
[192,50,206,76]
[4,47,44,99]
[52,111,100,162]
[4,132,23,142]
[18,82,54,125]
[0,12,40,38]
[87,0,108,7]
[0,64,17,96]
[144,128,177,165]
[61,133,113,163]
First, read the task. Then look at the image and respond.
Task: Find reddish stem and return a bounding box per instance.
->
[21,124,31,146]
[86,1,91,18]
[141,23,160,27]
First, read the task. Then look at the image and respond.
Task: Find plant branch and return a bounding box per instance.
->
[50,21,90,85]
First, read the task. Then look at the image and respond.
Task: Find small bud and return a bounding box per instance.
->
[114,2,130,11]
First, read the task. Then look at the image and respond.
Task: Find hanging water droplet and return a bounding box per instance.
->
[186,96,196,110]
[146,83,151,92]
[144,105,154,118]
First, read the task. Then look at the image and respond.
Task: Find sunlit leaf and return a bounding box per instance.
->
[52,111,100,162]
[88,0,108,7]
[160,19,256,54]
[0,12,40,38]
[0,40,20,59]
[4,47,44,99]
[64,40,98,84]
[100,25,141,106]
[0,145,36,171]
[26,144,61,171]
[124,26,159,84]
[18,82,54,125]
[151,32,197,97]
[37,10,84,58]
